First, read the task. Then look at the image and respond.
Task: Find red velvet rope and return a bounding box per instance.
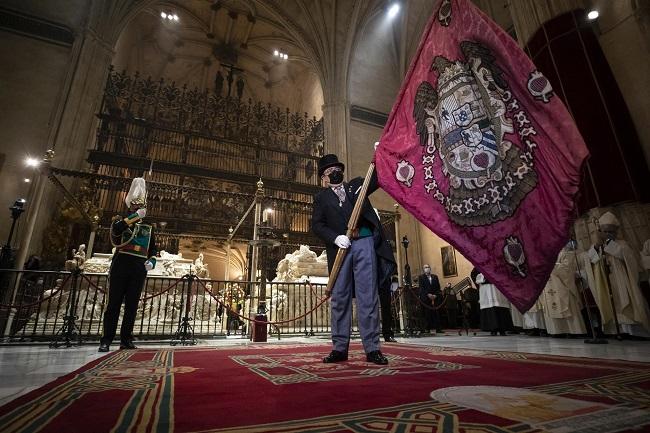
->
[79,273,186,301]
[198,277,330,326]
[79,274,107,294]
[402,284,449,311]
[0,274,72,310]
[139,277,184,301]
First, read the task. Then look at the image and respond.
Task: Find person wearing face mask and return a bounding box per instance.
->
[312,149,395,365]
[583,211,650,337]
[99,177,157,352]
[417,264,442,334]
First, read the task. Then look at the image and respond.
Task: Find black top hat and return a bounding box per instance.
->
[318,154,345,177]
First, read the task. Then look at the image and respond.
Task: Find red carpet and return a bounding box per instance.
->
[1,343,650,432]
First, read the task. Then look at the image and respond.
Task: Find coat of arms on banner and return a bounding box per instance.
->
[412,41,538,227]
[377,0,588,311]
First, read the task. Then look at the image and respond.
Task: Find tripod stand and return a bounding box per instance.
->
[171,273,198,346]
[400,236,419,337]
[50,268,83,348]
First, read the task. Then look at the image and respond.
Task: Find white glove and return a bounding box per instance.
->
[145,260,154,271]
[374,141,380,151]
[334,235,351,249]
[136,208,147,219]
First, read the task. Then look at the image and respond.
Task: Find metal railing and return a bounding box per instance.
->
[0,268,433,343]
[0,270,334,342]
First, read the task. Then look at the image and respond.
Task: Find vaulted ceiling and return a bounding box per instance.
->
[113,0,324,117]
[111,1,515,124]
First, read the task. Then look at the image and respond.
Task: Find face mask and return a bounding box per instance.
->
[328,170,344,185]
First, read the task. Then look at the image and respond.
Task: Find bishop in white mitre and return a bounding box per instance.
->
[583,212,650,337]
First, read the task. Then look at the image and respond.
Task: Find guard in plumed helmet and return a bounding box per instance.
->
[99,177,157,352]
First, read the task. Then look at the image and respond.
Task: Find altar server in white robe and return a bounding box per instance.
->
[541,240,586,335]
[472,268,513,336]
[584,212,650,337]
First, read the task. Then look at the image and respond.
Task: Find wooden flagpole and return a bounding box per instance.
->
[325,162,375,297]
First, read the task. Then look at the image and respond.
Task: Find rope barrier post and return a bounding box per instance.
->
[401,236,418,338]
[393,203,406,335]
[49,268,83,348]
[171,272,198,346]
[249,234,278,342]
[220,282,229,337]
[249,179,263,298]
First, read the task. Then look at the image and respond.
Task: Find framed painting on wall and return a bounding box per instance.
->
[441,245,458,278]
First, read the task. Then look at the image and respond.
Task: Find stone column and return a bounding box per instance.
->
[25,1,151,260]
[52,30,115,169]
[23,29,115,266]
[321,99,350,174]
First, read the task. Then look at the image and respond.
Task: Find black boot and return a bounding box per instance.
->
[323,350,348,363]
[120,340,137,350]
[366,350,388,365]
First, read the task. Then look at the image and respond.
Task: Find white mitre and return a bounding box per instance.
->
[598,211,619,227]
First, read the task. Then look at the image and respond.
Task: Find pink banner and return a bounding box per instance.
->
[374,0,588,312]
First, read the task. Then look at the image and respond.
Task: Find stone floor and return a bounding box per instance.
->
[1,332,649,406]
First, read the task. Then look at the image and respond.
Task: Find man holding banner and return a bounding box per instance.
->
[373,0,589,313]
[312,152,395,365]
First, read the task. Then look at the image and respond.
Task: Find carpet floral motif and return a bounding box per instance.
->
[1,343,649,433]
[230,349,478,384]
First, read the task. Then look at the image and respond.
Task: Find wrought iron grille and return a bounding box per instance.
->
[97,67,324,173]
[52,168,322,250]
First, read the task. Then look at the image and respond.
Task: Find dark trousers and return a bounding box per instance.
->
[330,236,379,353]
[379,289,393,338]
[101,254,146,344]
[446,308,458,328]
[421,304,440,331]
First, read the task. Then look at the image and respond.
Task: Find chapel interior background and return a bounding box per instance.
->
[0,0,649,338]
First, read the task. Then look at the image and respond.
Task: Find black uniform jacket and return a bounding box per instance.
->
[311,170,396,291]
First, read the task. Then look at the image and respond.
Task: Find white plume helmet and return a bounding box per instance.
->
[125,177,147,208]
